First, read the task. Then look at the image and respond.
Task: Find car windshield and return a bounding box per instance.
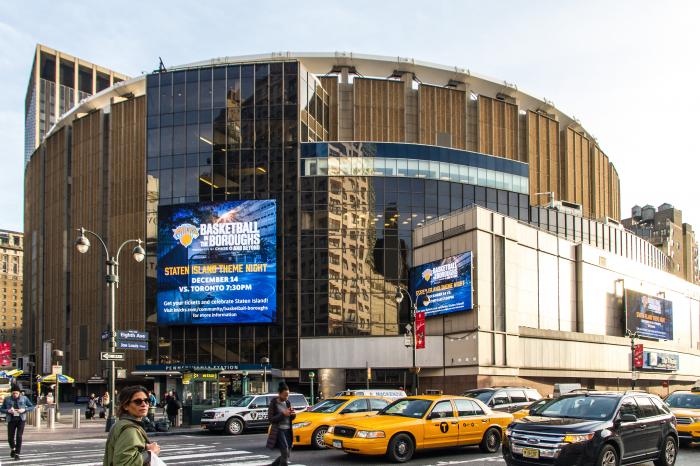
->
[534,395,618,421]
[666,393,700,409]
[464,390,493,403]
[308,399,346,413]
[378,398,433,419]
[230,396,255,407]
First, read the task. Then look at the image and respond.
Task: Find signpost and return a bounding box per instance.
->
[100,352,125,361]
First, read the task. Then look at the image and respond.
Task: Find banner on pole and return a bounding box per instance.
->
[415,311,426,349]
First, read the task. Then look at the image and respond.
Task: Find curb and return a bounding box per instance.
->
[150,428,205,437]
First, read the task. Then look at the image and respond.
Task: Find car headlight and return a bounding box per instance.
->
[690,417,700,423]
[327,426,334,434]
[292,421,312,429]
[213,412,225,419]
[563,433,595,443]
[356,430,386,439]
[505,427,513,437]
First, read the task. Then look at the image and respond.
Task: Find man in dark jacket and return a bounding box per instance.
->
[165,392,182,426]
[266,382,296,466]
[0,384,35,460]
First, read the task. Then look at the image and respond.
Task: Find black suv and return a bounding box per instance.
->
[464,386,542,413]
[503,391,678,466]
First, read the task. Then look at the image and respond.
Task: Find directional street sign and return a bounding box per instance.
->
[100,352,125,361]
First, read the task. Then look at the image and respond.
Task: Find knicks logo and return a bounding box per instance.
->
[422,269,432,282]
[172,223,199,247]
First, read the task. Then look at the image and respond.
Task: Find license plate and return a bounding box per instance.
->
[522,447,540,459]
[333,440,343,449]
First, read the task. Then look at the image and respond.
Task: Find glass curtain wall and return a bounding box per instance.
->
[145,62,300,370]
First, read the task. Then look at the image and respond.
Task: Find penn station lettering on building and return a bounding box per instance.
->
[23,52,700,410]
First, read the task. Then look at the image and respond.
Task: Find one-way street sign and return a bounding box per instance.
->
[100,352,125,361]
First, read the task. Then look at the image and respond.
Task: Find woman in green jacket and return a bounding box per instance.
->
[103,386,161,466]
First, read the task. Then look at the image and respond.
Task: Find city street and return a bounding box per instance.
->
[0,431,698,465]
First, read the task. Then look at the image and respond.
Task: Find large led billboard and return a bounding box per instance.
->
[410,252,472,318]
[625,289,673,340]
[156,200,277,324]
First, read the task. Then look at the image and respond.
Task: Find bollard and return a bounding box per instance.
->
[73,408,81,429]
[33,406,42,429]
[176,410,182,427]
[47,406,56,429]
[27,409,35,425]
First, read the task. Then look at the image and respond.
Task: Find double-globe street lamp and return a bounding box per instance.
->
[75,227,145,431]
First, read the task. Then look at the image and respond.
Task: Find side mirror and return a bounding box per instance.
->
[429,412,442,420]
[339,409,349,415]
[249,404,258,409]
[619,413,637,423]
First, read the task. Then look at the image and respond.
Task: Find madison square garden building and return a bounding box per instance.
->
[23,53,700,410]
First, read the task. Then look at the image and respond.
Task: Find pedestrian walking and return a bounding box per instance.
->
[103,386,161,466]
[165,392,181,427]
[266,382,296,466]
[147,391,157,421]
[87,393,98,420]
[0,384,35,461]
[101,391,111,419]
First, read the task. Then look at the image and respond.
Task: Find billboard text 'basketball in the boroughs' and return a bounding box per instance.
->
[625,289,673,341]
[156,200,277,324]
[410,252,472,318]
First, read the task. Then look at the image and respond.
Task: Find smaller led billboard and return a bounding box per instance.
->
[410,252,472,318]
[156,200,277,325]
[625,289,673,341]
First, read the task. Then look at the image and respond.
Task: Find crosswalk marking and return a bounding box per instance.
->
[0,441,306,466]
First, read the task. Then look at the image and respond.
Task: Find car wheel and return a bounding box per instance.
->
[386,433,415,463]
[479,427,502,453]
[596,444,619,466]
[654,436,677,466]
[312,426,328,449]
[225,418,244,435]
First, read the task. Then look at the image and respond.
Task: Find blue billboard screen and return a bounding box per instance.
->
[410,252,472,317]
[625,289,673,340]
[156,200,277,324]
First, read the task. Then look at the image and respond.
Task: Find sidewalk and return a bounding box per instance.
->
[2,404,203,441]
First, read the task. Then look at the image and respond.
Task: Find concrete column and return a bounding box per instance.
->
[318,368,346,399]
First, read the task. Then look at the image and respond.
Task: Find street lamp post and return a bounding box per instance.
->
[395,287,418,396]
[309,371,316,405]
[261,357,270,393]
[241,371,248,396]
[75,227,145,432]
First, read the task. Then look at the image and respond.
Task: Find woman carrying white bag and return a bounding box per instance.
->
[103,385,163,466]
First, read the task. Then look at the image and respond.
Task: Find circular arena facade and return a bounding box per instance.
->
[26,53,698,405]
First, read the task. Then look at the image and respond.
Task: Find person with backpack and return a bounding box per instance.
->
[103,386,160,466]
[165,392,181,427]
[0,384,35,461]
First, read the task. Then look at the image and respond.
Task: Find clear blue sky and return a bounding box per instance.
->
[0,0,698,232]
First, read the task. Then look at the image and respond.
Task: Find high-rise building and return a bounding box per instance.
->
[0,231,23,362]
[24,44,129,164]
[622,203,700,284]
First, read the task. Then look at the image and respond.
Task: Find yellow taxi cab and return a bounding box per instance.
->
[291,395,391,448]
[665,387,700,446]
[323,395,513,462]
[512,398,550,420]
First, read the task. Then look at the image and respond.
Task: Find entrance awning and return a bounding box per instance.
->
[131,371,182,377]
